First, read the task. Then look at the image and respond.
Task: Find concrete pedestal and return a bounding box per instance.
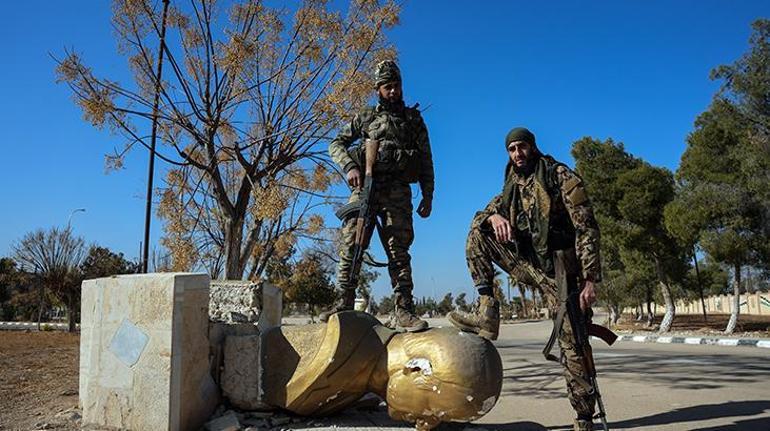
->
[79,273,218,431]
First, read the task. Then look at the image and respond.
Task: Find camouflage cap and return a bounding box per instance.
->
[375,60,401,88]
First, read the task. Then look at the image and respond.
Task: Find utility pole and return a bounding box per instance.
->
[142,0,171,273]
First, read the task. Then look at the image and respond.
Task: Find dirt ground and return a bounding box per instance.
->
[614,312,770,337]
[0,331,80,431]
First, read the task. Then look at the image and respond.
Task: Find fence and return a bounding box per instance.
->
[624,292,770,316]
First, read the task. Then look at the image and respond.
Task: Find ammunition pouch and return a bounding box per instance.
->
[335,201,362,221]
[390,147,421,183]
[348,140,421,184]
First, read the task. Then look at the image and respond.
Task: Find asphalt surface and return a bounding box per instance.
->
[480,319,770,430]
[279,316,770,430]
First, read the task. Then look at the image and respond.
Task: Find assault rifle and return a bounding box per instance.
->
[334,139,380,289]
[543,250,616,431]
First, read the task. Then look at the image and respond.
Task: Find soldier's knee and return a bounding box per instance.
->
[394,228,414,247]
[466,227,487,257]
[389,254,412,270]
[467,226,493,248]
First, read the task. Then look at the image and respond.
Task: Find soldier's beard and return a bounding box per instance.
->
[379,95,405,112]
[511,151,540,176]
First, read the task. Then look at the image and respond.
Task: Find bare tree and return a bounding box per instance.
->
[13,227,86,332]
[56,0,400,279]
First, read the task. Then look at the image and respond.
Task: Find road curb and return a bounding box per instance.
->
[0,321,80,330]
[618,334,770,348]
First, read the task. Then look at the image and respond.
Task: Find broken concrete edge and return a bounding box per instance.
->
[208,280,282,330]
[205,410,290,431]
[257,282,282,332]
[208,280,283,411]
[204,411,240,431]
[214,327,277,412]
[204,395,387,431]
[222,335,263,410]
[78,274,285,430]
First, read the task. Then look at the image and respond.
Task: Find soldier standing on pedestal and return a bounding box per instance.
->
[321,60,435,332]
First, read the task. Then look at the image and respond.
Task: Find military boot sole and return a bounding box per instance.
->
[447,312,498,341]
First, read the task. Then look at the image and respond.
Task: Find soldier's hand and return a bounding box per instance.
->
[580,279,597,311]
[487,214,512,243]
[417,198,432,218]
[347,168,362,189]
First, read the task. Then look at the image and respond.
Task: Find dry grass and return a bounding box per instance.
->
[0,331,80,431]
[614,313,770,337]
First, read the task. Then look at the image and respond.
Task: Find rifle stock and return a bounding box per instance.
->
[335,201,361,221]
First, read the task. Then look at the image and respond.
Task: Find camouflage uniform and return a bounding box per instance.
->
[465,153,601,419]
[328,63,434,309]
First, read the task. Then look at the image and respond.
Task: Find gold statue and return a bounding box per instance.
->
[261,311,503,430]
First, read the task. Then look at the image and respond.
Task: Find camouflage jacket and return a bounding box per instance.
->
[329,102,434,200]
[472,155,601,282]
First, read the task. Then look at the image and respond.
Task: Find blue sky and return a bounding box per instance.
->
[1,1,765,301]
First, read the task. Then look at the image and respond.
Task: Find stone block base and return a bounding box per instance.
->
[79,273,218,431]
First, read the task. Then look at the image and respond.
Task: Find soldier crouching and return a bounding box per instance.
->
[448,127,602,431]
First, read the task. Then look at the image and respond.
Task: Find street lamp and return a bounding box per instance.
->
[67,208,86,229]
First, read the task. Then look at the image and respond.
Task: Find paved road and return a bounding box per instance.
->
[278,317,770,430]
[479,319,770,430]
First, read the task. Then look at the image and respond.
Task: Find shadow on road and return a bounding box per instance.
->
[441,422,548,430]
[495,341,770,399]
[279,408,551,430]
[601,352,770,391]
[693,416,770,430]
[548,400,770,430]
[495,342,566,400]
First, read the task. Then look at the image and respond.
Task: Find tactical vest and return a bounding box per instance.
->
[500,155,576,276]
[349,105,423,183]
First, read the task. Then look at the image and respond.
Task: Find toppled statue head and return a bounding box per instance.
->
[381,326,504,430]
[260,311,503,430]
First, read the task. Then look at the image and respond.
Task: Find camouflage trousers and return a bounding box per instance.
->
[337,181,414,294]
[466,227,596,417]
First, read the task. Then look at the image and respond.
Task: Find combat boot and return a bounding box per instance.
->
[573,419,593,431]
[319,288,356,322]
[392,292,428,332]
[446,295,500,340]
